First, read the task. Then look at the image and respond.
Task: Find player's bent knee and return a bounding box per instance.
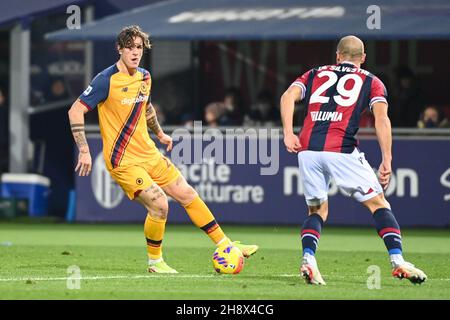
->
[163,176,198,205]
[363,193,390,214]
[148,199,169,220]
[136,185,169,219]
[177,185,198,206]
[187,184,198,199]
[145,195,169,219]
[308,202,328,222]
[170,182,198,206]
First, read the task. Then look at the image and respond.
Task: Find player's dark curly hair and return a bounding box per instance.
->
[116,25,151,50]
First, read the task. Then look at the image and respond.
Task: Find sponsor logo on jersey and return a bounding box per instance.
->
[310,111,343,122]
[121,95,149,105]
[83,85,93,96]
[140,82,147,93]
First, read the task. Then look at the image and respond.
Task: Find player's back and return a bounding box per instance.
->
[293,62,387,153]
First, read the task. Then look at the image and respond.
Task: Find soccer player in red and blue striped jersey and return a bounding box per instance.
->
[281,35,426,285]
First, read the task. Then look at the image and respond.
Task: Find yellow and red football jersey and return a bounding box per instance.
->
[79,64,159,170]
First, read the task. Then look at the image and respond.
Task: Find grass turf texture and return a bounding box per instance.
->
[0,223,449,300]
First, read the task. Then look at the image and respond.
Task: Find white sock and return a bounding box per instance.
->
[390,254,405,267]
[148,257,163,264]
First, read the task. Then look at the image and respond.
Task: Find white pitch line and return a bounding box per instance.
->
[0,274,216,282]
[279,274,450,281]
[0,274,448,283]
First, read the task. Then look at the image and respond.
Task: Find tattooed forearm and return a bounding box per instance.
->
[146,104,162,136]
[71,123,89,152]
[74,133,88,150]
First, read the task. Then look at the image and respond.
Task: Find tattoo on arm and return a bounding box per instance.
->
[71,123,88,152]
[146,104,162,136]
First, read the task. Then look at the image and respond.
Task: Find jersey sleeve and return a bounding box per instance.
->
[78,73,110,110]
[141,69,152,107]
[369,76,388,110]
[290,69,313,100]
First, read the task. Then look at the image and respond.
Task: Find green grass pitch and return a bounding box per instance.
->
[0,223,449,300]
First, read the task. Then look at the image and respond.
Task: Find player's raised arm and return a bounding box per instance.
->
[68,99,92,177]
[280,85,302,153]
[372,101,392,190]
[146,102,172,152]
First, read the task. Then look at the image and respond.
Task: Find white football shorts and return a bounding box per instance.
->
[297,148,383,206]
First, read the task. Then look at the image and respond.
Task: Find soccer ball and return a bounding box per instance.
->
[212,245,244,274]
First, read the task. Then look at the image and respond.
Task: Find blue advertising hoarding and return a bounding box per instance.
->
[76,134,450,227]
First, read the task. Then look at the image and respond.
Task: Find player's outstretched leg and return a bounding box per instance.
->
[137,184,178,273]
[373,208,427,284]
[183,196,258,257]
[300,206,327,285]
[163,176,258,257]
[366,196,427,284]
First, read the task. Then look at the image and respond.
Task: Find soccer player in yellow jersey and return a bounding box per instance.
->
[68,26,258,273]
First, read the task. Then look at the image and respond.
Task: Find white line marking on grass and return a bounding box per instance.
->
[0,274,448,282]
[0,274,216,282]
[280,274,450,281]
